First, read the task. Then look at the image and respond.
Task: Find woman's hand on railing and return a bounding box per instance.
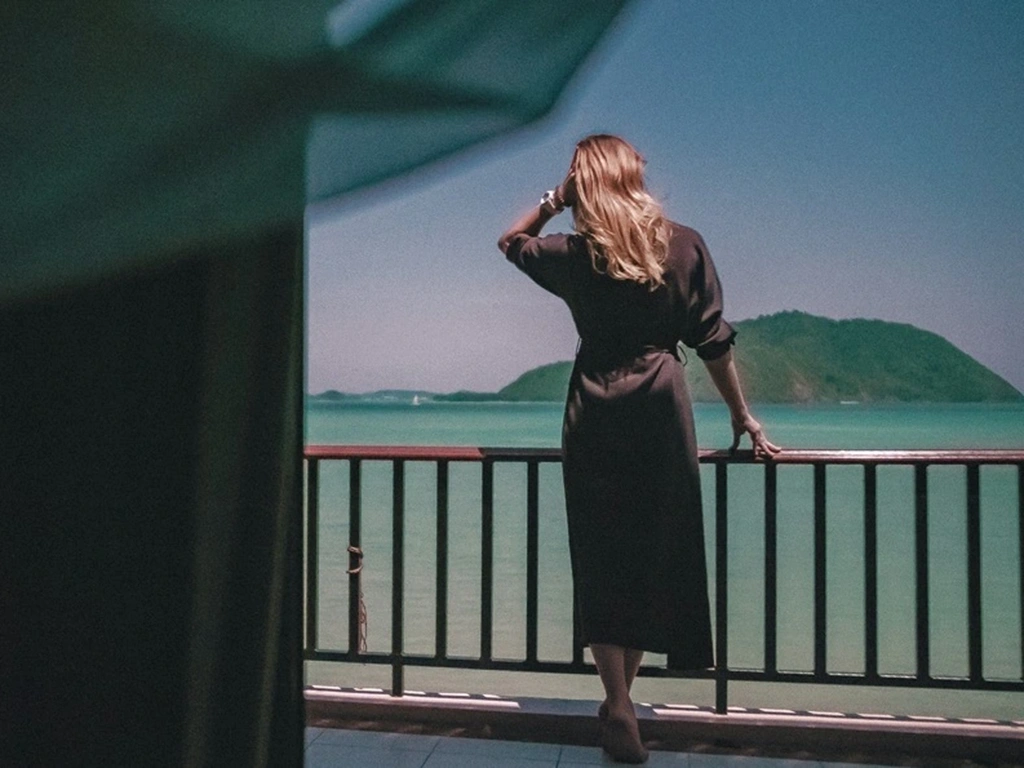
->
[730,413,780,459]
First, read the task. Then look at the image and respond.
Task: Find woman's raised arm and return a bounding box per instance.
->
[497,174,575,253]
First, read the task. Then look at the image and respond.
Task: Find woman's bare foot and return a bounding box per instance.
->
[601,702,648,764]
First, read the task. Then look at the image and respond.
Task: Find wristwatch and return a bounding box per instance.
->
[540,189,563,216]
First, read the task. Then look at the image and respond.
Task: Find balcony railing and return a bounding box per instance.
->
[303,446,1024,715]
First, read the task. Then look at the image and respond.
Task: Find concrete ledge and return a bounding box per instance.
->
[305,687,1024,766]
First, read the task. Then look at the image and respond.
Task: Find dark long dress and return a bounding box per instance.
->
[505,223,735,670]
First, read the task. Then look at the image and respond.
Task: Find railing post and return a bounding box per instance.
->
[391,459,405,696]
[966,464,982,682]
[864,464,878,680]
[915,464,931,681]
[764,462,777,676]
[348,459,363,657]
[814,463,827,678]
[715,461,729,715]
[435,460,449,660]
[526,460,540,665]
[481,458,494,662]
[572,595,585,667]
[305,458,319,655]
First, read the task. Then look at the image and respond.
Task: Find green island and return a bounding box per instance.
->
[312,311,1022,405]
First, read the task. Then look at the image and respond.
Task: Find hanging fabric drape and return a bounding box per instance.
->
[1,1,630,765]
[3,0,629,303]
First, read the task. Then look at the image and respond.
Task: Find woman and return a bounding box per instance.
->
[498,135,778,763]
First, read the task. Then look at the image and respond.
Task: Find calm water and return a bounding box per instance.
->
[304,400,1024,719]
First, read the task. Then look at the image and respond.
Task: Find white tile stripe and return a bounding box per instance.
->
[651,708,1022,736]
[305,689,521,709]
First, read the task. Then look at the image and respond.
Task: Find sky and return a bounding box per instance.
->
[306,0,1024,395]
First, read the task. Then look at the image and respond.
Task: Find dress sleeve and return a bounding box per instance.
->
[504,232,576,299]
[679,234,736,361]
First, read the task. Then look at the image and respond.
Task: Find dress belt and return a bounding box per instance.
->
[576,341,680,368]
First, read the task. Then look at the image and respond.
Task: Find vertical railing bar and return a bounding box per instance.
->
[814,463,827,679]
[715,462,729,715]
[864,464,878,680]
[572,603,585,667]
[764,462,778,676]
[348,459,362,657]
[526,460,540,664]
[481,459,494,662]
[435,460,449,660]
[966,464,982,682]
[915,463,931,681]
[1018,464,1023,681]
[305,459,319,654]
[391,459,405,696]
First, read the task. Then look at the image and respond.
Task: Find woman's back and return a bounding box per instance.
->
[506,222,734,368]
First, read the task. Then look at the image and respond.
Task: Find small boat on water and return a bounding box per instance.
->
[412,395,421,406]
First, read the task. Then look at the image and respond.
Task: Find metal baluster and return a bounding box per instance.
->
[814,464,827,679]
[526,460,540,665]
[864,464,878,680]
[764,462,777,677]
[967,464,983,682]
[715,462,729,715]
[481,459,494,662]
[436,460,449,660]
[306,458,319,655]
[391,459,405,695]
[348,459,363,657]
[915,464,930,681]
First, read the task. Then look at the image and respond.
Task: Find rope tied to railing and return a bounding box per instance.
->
[346,545,363,575]
[347,546,368,653]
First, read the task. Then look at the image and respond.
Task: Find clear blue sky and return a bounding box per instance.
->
[306,0,1023,395]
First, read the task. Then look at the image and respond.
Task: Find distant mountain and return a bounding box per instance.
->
[467,312,1021,404]
[307,388,435,404]
[499,362,578,402]
[433,390,504,402]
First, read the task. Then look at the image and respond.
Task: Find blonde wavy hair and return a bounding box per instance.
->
[570,134,671,288]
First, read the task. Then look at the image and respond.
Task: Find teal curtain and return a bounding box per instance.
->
[0,1,629,765]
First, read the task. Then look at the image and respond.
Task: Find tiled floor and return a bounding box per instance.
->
[304,728,890,768]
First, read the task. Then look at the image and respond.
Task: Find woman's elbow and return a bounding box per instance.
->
[497,230,516,254]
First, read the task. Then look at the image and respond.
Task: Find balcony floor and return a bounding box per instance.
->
[304,727,905,768]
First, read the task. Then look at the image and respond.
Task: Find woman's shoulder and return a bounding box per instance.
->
[667,221,705,248]
[665,221,708,270]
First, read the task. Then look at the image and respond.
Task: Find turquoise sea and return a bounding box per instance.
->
[304,400,1024,720]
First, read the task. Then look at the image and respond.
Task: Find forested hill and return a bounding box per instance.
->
[459,311,1021,404]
